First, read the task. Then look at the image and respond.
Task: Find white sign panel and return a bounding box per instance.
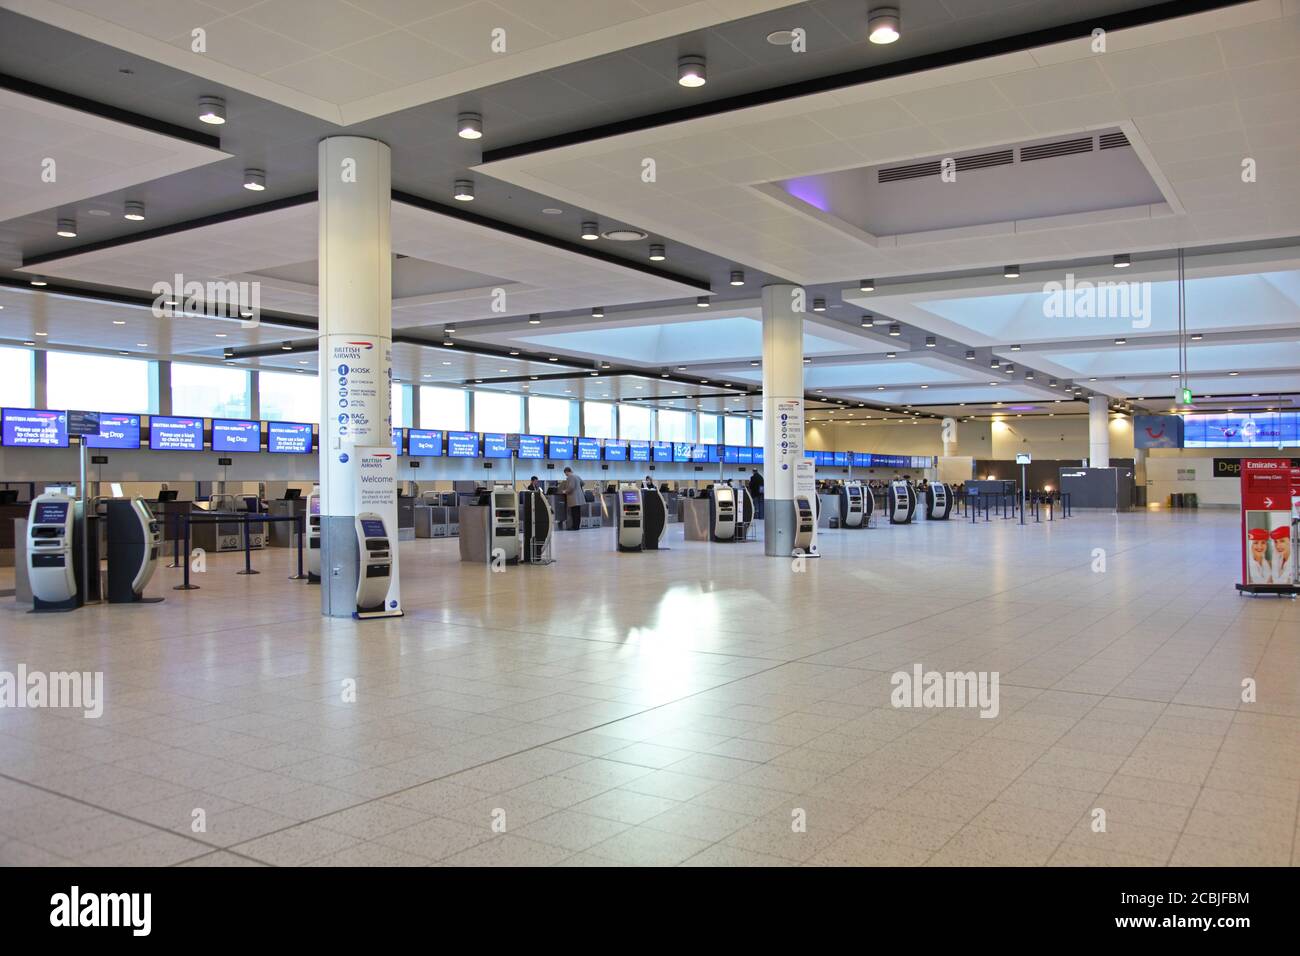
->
[325,334,391,447]
[353,445,401,616]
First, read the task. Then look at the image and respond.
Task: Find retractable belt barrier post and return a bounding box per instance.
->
[168,512,182,568]
[172,514,305,590]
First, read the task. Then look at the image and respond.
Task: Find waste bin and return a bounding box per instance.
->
[1186,492,1198,509]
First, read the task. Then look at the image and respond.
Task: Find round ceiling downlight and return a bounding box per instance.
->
[601,228,648,241]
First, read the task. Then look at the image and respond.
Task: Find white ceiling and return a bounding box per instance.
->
[477,1,1300,285]
[5,0,804,124]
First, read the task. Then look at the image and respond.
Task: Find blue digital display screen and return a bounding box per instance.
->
[737,446,753,464]
[407,429,443,456]
[628,440,650,462]
[212,419,260,453]
[604,441,627,461]
[34,501,69,524]
[360,518,385,537]
[577,438,601,461]
[84,412,141,450]
[447,431,479,457]
[483,433,511,458]
[673,443,691,463]
[150,416,204,451]
[691,444,709,463]
[652,442,673,463]
[1,408,68,447]
[833,452,849,467]
[517,434,545,459]
[547,436,574,460]
[266,421,312,454]
[706,445,721,463]
[1183,412,1299,448]
[753,446,764,464]
[723,445,740,463]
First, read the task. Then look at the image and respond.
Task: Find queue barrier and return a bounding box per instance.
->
[172,513,306,591]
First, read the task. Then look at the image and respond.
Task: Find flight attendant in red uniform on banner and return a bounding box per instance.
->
[1271,524,1294,585]
[1246,528,1272,584]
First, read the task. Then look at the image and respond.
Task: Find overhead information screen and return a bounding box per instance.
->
[407,429,443,456]
[628,440,650,462]
[267,421,312,454]
[516,434,545,459]
[753,446,764,463]
[446,431,479,457]
[833,451,849,467]
[577,438,601,461]
[212,419,260,452]
[149,416,204,451]
[547,436,574,460]
[603,440,627,461]
[483,433,511,458]
[84,413,141,450]
[723,445,740,463]
[673,443,691,463]
[737,446,753,464]
[652,442,673,463]
[2,408,68,447]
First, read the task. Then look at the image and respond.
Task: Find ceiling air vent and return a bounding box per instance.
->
[878,149,1012,183]
[955,149,1014,172]
[1020,136,1093,162]
[1099,130,1130,150]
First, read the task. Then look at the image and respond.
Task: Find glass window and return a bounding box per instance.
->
[0,346,34,408]
[528,396,573,436]
[656,409,692,442]
[583,402,614,439]
[172,362,249,418]
[473,390,522,433]
[260,370,318,423]
[391,382,408,428]
[46,351,151,414]
[724,416,748,446]
[419,385,468,431]
[619,404,652,440]
[698,413,720,444]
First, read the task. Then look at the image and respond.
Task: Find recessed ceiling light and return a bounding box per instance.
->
[112,319,125,325]
[766,29,798,45]
[1229,371,1239,376]
[602,228,647,241]
[868,6,901,44]
[859,279,875,293]
[456,111,482,140]
[23,340,35,346]
[197,95,226,125]
[1003,265,1020,278]
[592,307,605,318]
[886,352,896,359]
[579,221,600,241]
[243,168,266,191]
[924,336,936,348]
[124,201,145,221]
[677,55,707,88]
[56,218,77,238]
[649,243,666,261]
[888,323,901,336]
[34,330,47,336]
[528,314,541,325]
[542,207,563,215]
[730,270,745,286]
[86,208,110,217]
[1190,333,1203,341]
[548,355,558,362]
[442,361,451,365]
[30,277,47,286]
[1113,253,1131,268]
[860,314,874,328]
[812,297,826,312]
[453,179,474,201]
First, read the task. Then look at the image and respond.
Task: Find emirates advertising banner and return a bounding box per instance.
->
[1238,458,1297,592]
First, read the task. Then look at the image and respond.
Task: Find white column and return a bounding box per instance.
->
[761,283,804,557]
[318,136,396,617]
[1088,395,1110,468]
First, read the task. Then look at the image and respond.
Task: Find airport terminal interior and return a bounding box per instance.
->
[0,0,1298,869]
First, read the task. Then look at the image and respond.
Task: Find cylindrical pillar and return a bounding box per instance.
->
[761,283,804,557]
[318,136,395,617]
[1088,395,1110,468]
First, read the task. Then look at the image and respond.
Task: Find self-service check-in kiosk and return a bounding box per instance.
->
[616,485,643,552]
[793,494,819,555]
[106,498,162,603]
[641,487,668,550]
[306,486,321,582]
[27,492,80,612]
[839,482,866,528]
[887,480,916,524]
[491,486,520,563]
[521,489,553,564]
[354,512,392,614]
[709,486,738,542]
[926,483,953,520]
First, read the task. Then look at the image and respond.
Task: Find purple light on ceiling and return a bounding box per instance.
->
[1008,404,1038,412]
[780,178,831,213]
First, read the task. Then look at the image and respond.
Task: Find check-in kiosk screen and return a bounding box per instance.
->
[360,518,385,537]
[267,421,313,454]
[309,497,321,515]
[407,429,443,456]
[621,491,640,504]
[516,434,545,459]
[547,436,574,460]
[150,416,204,451]
[84,413,141,449]
[34,501,69,523]
[212,419,260,452]
[652,442,673,462]
[483,433,511,458]
[604,441,627,461]
[628,440,650,462]
[447,431,479,457]
[2,408,68,447]
[577,438,600,461]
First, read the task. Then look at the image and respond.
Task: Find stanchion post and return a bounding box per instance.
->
[237,513,259,575]
[174,515,199,590]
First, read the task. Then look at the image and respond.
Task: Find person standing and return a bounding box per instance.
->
[748,468,764,519]
[562,467,584,531]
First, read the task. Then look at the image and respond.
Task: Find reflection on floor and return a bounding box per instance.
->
[1,510,1297,867]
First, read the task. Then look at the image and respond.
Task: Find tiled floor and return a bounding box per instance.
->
[1,509,1297,866]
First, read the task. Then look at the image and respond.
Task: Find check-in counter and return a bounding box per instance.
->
[151,499,195,544]
[190,512,265,553]
[818,493,839,528]
[0,503,27,566]
[414,503,458,537]
[396,495,416,540]
[266,497,306,547]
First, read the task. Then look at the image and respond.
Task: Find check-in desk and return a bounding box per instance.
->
[152,499,194,545]
[681,497,713,541]
[414,501,458,537]
[266,497,306,547]
[818,493,839,528]
[190,511,265,553]
[1,502,26,566]
[396,495,416,541]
